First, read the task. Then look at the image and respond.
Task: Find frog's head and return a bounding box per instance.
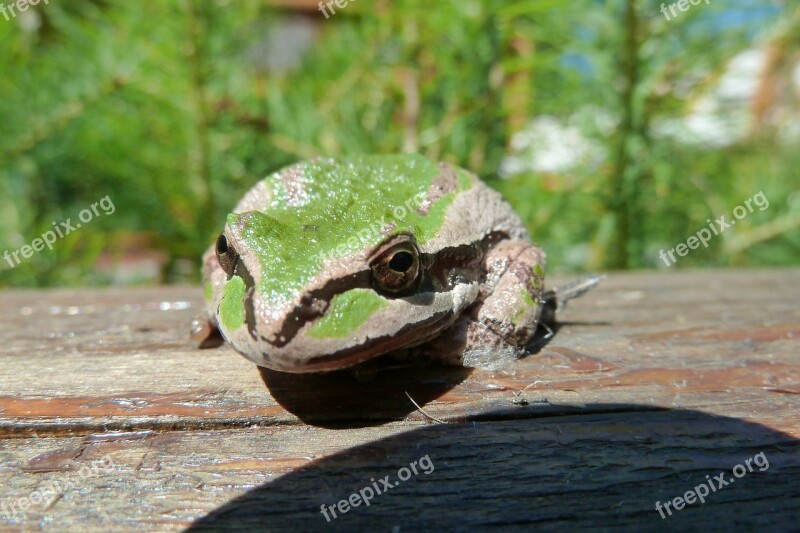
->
[212,218,483,373]
[206,156,487,373]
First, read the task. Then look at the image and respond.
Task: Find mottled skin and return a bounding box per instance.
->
[202,154,546,373]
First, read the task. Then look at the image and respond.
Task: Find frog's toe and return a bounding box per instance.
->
[191,317,225,349]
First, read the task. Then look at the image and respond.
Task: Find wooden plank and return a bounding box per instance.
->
[0,270,797,433]
[0,269,798,530]
[0,413,798,530]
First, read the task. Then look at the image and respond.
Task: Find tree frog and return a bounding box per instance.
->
[198,154,599,373]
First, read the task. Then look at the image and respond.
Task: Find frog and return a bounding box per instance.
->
[197,154,601,373]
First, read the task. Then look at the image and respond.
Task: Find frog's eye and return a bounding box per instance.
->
[370,238,421,296]
[216,233,239,277]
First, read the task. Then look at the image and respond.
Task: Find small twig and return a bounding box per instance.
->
[511,377,550,405]
[405,391,447,424]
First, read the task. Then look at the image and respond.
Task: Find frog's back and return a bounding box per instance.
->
[234,154,454,217]
[231,155,483,251]
[234,153,529,247]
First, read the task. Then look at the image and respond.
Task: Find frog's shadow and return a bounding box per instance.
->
[258,322,563,428]
[258,361,472,429]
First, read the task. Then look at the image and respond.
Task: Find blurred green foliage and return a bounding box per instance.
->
[0,0,798,287]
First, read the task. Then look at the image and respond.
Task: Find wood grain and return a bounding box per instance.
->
[0,269,798,531]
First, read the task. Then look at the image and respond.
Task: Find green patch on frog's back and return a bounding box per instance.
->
[220,275,246,331]
[307,289,388,339]
[235,154,474,309]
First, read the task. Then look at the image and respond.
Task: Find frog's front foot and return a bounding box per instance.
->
[420,239,547,370]
[420,242,604,370]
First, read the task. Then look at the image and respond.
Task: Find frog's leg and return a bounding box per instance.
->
[421,240,547,369]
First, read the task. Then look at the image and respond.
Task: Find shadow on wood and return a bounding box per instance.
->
[187,406,800,531]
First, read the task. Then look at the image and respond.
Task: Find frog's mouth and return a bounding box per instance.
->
[298,308,454,372]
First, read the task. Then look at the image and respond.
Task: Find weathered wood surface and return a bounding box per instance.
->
[0,269,798,531]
